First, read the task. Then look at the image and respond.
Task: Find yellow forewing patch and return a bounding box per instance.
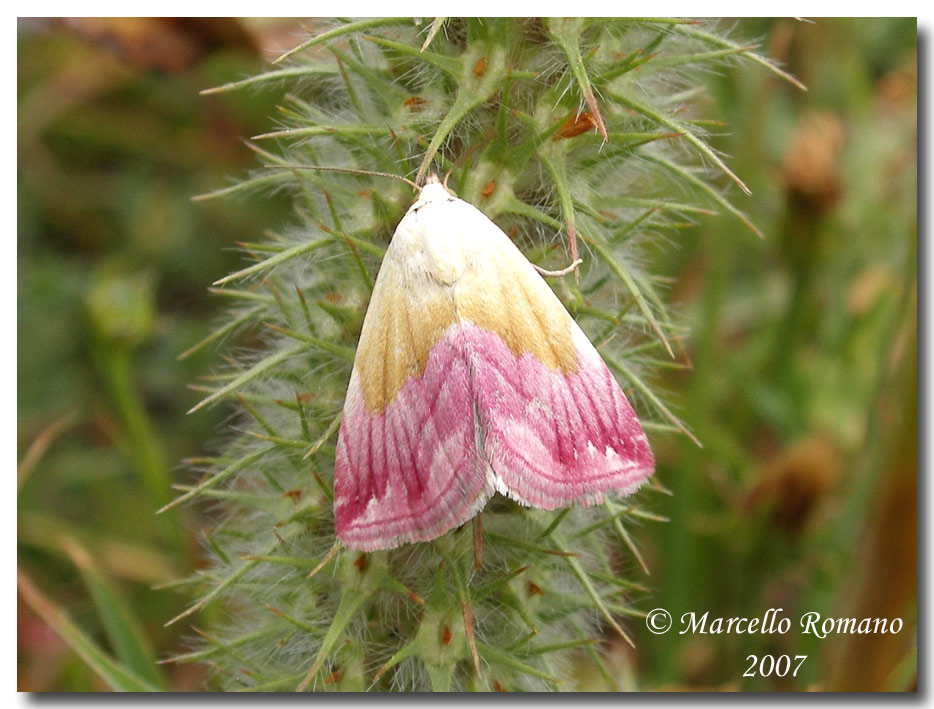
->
[354,260,458,413]
[353,185,579,413]
[455,262,578,375]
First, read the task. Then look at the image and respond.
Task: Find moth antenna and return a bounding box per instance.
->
[266,164,419,192]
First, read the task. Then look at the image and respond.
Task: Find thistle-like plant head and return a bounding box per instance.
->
[168,18,800,691]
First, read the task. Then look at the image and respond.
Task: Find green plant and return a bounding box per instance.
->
[165,18,799,691]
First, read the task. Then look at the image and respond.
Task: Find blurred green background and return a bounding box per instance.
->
[17,18,917,691]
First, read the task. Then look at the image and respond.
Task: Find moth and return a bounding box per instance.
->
[334,175,654,550]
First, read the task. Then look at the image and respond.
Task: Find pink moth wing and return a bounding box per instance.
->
[334,180,654,551]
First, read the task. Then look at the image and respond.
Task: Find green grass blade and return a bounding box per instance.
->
[66,543,168,690]
[18,570,162,692]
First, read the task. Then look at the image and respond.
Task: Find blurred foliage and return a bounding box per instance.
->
[17,17,916,691]
[629,17,917,690]
[17,17,299,691]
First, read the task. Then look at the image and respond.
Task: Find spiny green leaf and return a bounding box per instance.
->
[192,171,290,201]
[271,18,416,65]
[206,288,277,305]
[477,641,562,686]
[643,152,763,237]
[165,557,259,627]
[584,233,674,357]
[546,18,608,141]
[297,588,371,691]
[159,446,273,513]
[264,323,355,362]
[672,24,807,90]
[524,637,601,656]
[186,345,309,414]
[213,237,336,286]
[604,352,700,446]
[201,66,340,95]
[549,533,634,647]
[611,89,752,195]
[362,34,462,78]
[252,124,395,141]
[641,44,760,72]
[416,90,487,184]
